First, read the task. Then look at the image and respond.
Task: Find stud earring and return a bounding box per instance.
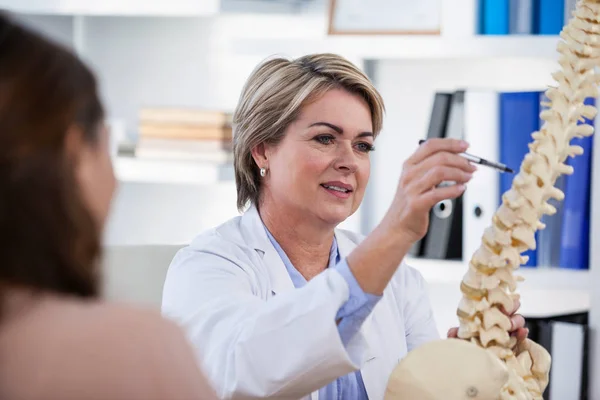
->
[260,167,267,177]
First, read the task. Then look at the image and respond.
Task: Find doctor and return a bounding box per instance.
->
[161,53,527,400]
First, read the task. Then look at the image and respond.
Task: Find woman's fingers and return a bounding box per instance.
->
[391,138,477,242]
[420,183,467,210]
[417,149,476,176]
[447,327,459,338]
[402,152,475,192]
[412,165,473,196]
[511,314,526,331]
[511,327,529,343]
[404,138,469,167]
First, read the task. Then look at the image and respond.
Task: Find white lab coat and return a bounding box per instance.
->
[161,205,440,400]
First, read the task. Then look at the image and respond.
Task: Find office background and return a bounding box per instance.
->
[1,1,597,398]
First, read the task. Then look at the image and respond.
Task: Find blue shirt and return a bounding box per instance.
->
[264,226,381,400]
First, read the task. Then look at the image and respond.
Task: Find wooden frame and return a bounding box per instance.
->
[327,0,441,35]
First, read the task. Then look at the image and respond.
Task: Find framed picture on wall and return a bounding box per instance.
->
[328,0,441,35]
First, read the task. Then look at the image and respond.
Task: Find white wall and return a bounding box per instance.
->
[13,13,74,47]
[103,181,240,246]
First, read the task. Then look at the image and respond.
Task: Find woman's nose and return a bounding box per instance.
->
[333,143,358,173]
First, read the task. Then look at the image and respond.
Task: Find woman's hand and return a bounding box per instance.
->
[348,138,476,296]
[447,298,529,342]
[384,138,476,243]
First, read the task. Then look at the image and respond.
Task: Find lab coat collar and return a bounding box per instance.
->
[332,228,356,261]
[240,205,358,296]
[240,205,296,295]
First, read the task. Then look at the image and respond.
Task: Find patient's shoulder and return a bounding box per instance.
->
[50,297,201,369]
[32,295,183,343]
[0,294,217,400]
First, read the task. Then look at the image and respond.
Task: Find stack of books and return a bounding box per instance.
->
[479,0,576,35]
[135,107,234,164]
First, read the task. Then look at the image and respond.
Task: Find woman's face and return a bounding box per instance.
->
[76,124,117,230]
[261,88,374,227]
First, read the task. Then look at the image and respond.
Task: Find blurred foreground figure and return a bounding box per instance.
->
[0,12,217,400]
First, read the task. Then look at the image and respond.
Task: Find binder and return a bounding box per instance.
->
[499,91,541,267]
[547,321,587,399]
[409,92,453,257]
[509,0,534,34]
[558,96,595,270]
[480,0,510,34]
[536,0,565,35]
[526,312,588,400]
[421,90,465,260]
[564,0,577,23]
[462,89,500,263]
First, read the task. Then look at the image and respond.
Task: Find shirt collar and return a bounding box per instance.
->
[263,223,340,288]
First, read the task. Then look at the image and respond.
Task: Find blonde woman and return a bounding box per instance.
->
[161,54,527,399]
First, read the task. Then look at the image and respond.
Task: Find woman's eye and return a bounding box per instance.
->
[315,135,334,145]
[356,142,375,152]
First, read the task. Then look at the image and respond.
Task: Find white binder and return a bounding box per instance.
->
[547,321,586,399]
[462,89,500,262]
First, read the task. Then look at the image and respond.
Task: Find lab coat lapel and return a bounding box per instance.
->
[335,230,384,400]
[240,205,296,295]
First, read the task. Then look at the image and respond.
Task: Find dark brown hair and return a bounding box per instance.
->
[0,12,105,299]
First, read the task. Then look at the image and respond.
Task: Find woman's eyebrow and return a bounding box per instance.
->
[308,122,373,138]
[308,121,343,133]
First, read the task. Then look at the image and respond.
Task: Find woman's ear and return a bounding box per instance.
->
[250,142,268,170]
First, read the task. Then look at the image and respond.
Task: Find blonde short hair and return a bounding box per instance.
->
[233,53,385,211]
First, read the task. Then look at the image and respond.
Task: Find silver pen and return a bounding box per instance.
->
[418,139,514,173]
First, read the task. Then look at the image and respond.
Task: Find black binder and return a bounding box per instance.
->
[409,91,454,257]
[420,90,465,260]
[526,312,589,400]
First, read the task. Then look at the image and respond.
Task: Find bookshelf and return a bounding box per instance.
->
[114,156,234,185]
[405,257,590,318]
[0,0,221,16]
[405,257,591,290]
[229,29,563,61]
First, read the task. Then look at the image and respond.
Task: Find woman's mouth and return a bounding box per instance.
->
[320,183,353,199]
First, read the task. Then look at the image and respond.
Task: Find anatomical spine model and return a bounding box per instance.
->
[456,0,600,398]
[384,1,600,399]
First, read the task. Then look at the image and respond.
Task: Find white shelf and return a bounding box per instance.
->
[405,257,591,290]
[406,257,590,318]
[0,0,220,16]
[229,33,563,61]
[113,156,234,185]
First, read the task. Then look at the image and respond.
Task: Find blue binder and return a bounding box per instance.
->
[499,91,542,267]
[536,0,565,34]
[558,97,594,270]
[480,0,509,34]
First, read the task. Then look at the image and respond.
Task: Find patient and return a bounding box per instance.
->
[0,12,216,400]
